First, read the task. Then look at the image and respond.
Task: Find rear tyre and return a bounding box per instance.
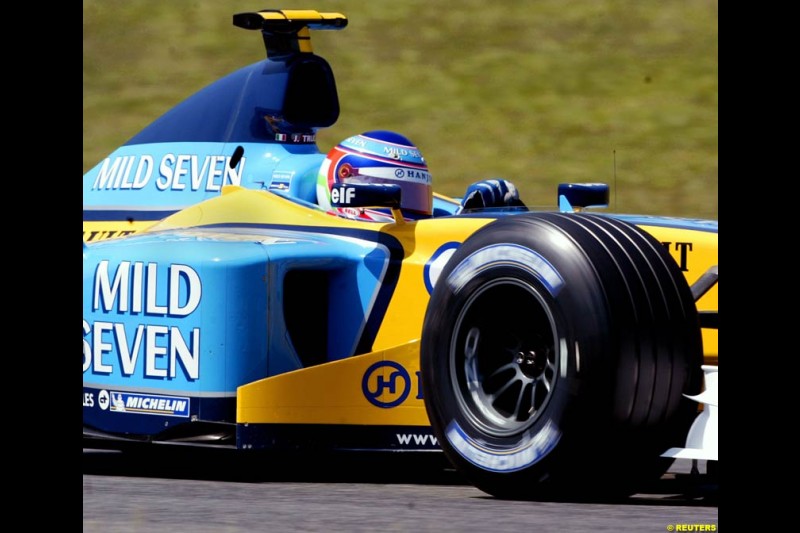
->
[420,213,703,499]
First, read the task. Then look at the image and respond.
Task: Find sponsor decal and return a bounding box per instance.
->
[83,230,138,243]
[446,419,560,473]
[99,389,190,417]
[660,241,693,272]
[291,133,316,143]
[383,146,422,160]
[83,392,94,407]
[91,154,244,192]
[340,135,425,165]
[331,185,356,205]
[396,432,439,446]
[268,171,293,191]
[98,389,110,410]
[393,168,431,183]
[447,244,564,296]
[345,135,367,148]
[424,242,460,294]
[83,261,202,380]
[362,361,412,408]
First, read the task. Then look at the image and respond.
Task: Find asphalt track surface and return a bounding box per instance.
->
[83,447,717,532]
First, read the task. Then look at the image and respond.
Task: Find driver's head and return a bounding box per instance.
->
[316,130,432,218]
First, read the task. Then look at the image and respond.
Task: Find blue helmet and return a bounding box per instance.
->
[317,130,433,218]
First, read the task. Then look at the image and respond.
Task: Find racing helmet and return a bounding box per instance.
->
[316,130,433,218]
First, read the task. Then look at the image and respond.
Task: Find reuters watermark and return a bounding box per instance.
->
[666,525,717,532]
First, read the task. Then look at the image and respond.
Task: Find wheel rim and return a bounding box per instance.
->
[449,277,559,437]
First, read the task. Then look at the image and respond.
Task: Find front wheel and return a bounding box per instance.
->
[420,213,703,499]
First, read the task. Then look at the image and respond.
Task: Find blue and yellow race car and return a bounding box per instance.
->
[83,9,718,498]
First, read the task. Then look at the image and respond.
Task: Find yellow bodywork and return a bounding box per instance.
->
[638,224,718,367]
[88,186,718,428]
[83,220,154,243]
[238,341,426,425]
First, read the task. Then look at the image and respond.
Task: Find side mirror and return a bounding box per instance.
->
[557,183,610,212]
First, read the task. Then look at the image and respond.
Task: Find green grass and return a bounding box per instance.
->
[84,0,717,218]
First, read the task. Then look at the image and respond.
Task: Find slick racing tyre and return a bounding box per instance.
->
[420,213,703,500]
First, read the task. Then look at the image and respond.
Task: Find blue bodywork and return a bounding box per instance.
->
[83,57,333,224]
[83,12,716,449]
[82,20,460,445]
[83,223,412,439]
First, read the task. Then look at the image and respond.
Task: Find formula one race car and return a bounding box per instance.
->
[83,9,718,498]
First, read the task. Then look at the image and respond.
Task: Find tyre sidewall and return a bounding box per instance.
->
[422,229,613,486]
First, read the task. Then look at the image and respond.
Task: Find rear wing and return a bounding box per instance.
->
[233,9,348,58]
